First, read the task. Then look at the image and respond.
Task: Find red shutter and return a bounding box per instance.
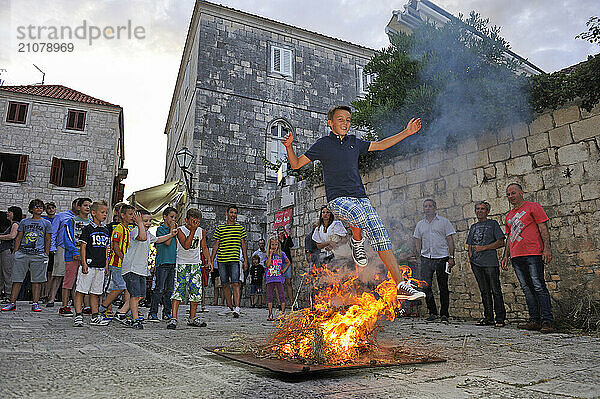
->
[50,157,61,185]
[16,154,28,182]
[77,111,86,130]
[112,182,125,204]
[77,160,88,187]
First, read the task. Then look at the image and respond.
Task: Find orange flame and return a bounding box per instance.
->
[265,263,423,364]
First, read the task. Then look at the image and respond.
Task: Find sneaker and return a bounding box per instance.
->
[90,315,110,326]
[46,301,54,308]
[82,307,92,315]
[1,302,16,311]
[0,297,9,304]
[218,309,233,316]
[162,314,171,321]
[59,306,74,317]
[137,315,145,323]
[187,317,207,327]
[396,281,426,301]
[147,314,160,323]
[101,310,113,320]
[115,312,130,325]
[440,315,449,323]
[131,319,144,330]
[31,303,42,312]
[73,315,84,327]
[540,321,554,334]
[166,319,178,330]
[426,314,438,322]
[519,320,541,331]
[233,307,241,318]
[349,237,368,267]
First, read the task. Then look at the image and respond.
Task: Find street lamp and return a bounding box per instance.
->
[175,146,194,200]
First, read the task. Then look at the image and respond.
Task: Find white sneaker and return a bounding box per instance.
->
[350,238,368,266]
[218,309,233,316]
[233,307,241,318]
[397,281,426,301]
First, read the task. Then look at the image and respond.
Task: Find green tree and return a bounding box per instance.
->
[352,12,531,160]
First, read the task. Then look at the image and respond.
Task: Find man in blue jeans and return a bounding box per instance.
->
[148,207,178,322]
[501,183,554,333]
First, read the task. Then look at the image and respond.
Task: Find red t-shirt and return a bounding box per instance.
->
[505,201,549,258]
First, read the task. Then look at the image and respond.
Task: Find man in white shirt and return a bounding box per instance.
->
[251,238,267,267]
[413,199,456,322]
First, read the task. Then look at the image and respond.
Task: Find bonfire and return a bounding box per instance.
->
[259,263,421,365]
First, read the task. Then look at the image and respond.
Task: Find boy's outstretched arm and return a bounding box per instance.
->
[282,131,311,170]
[369,118,422,151]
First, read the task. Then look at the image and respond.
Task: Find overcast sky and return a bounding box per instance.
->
[1,0,597,199]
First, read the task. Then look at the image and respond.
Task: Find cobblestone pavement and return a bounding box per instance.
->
[1,302,599,399]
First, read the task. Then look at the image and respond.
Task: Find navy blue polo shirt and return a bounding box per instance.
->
[304,132,371,202]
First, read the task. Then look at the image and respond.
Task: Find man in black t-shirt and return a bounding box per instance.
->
[467,201,506,327]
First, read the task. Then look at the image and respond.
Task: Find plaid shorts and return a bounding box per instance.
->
[327,197,392,252]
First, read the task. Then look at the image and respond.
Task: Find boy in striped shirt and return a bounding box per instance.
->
[211,205,248,318]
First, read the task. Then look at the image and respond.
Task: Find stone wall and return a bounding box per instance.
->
[0,93,122,213]
[267,104,600,320]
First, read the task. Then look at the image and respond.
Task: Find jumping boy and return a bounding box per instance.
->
[73,201,111,327]
[1,199,52,312]
[100,204,134,322]
[167,208,212,329]
[283,105,425,301]
[122,210,177,329]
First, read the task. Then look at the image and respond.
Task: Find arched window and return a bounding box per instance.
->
[266,119,292,179]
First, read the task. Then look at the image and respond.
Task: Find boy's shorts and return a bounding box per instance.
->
[201,266,209,288]
[328,196,392,252]
[12,252,48,283]
[62,260,79,289]
[52,246,66,277]
[171,263,202,302]
[250,283,263,295]
[217,261,240,285]
[75,266,104,295]
[123,272,146,298]
[107,265,127,291]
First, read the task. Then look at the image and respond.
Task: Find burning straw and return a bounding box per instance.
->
[254,263,422,365]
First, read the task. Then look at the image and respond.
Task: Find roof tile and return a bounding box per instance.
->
[0,84,120,108]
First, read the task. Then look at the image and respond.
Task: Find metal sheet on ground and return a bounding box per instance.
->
[204,346,446,376]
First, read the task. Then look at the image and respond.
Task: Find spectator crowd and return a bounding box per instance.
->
[0,180,555,334]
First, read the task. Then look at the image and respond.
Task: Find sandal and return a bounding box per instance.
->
[495,321,505,327]
[477,319,494,326]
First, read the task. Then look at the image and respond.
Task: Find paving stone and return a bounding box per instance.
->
[1,302,598,398]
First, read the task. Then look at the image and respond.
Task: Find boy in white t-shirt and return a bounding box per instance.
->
[121,210,176,330]
[167,208,213,330]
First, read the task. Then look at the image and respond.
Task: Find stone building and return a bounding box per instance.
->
[163,0,375,243]
[0,85,127,212]
[267,103,600,319]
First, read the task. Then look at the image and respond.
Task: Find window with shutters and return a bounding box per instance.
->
[6,102,28,124]
[66,109,86,131]
[357,66,374,95]
[266,120,291,179]
[0,153,28,183]
[270,45,293,78]
[49,157,87,188]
